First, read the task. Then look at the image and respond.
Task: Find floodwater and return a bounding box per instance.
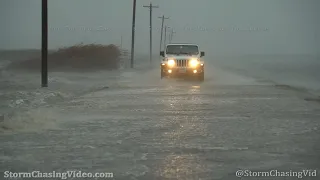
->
[1,53,320,179]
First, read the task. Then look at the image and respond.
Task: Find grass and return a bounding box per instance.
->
[7,43,128,71]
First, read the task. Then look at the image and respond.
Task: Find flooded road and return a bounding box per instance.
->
[1,63,320,179]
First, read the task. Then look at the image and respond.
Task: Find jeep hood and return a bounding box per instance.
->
[165,55,200,59]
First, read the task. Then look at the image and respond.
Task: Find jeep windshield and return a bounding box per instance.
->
[166,45,199,55]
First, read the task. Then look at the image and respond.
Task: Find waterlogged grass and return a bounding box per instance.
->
[8,43,129,71]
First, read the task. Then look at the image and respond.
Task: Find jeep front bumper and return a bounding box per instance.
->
[161,64,204,75]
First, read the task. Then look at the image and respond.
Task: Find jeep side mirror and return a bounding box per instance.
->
[200,51,205,57]
[160,51,164,57]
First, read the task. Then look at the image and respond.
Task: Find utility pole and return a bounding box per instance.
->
[163,26,170,50]
[41,0,48,87]
[169,29,176,43]
[120,35,123,48]
[143,2,159,63]
[130,0,137,68]
[158,15,169,52]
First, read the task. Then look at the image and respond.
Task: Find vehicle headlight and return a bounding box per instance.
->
[168,59,175,66]
[189,59,199,67]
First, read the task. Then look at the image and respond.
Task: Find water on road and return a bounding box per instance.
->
[1,62,320,180]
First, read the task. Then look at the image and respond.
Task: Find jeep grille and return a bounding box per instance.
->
[176,59,188,67]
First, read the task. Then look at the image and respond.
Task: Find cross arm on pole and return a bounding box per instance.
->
[158,16,169,19]
[143,4,159,8]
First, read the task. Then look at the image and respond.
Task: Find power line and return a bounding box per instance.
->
[143,2,159,63]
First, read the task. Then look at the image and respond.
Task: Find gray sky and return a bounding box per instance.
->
[0,0,319,55]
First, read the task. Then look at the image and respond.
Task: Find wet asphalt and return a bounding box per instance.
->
[1,64,320,180]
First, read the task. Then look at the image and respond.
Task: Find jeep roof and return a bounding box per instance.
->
[166,43,198,46]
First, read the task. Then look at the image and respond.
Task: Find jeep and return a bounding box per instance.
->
[160,43,205,81]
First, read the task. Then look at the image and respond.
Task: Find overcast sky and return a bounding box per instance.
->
[0,0,319,55]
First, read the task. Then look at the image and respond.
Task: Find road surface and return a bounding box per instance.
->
[1,63,320,180]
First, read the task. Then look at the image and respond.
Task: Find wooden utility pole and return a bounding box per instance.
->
[158,15,169,52]
[130,0,137,68]
[41,0,48,87]
[120,35,123,48]
[163,26,170,50]
[143,2,159,63]
[169,29,176,43]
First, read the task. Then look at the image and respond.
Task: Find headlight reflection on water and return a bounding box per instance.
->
[157,115,209,178]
